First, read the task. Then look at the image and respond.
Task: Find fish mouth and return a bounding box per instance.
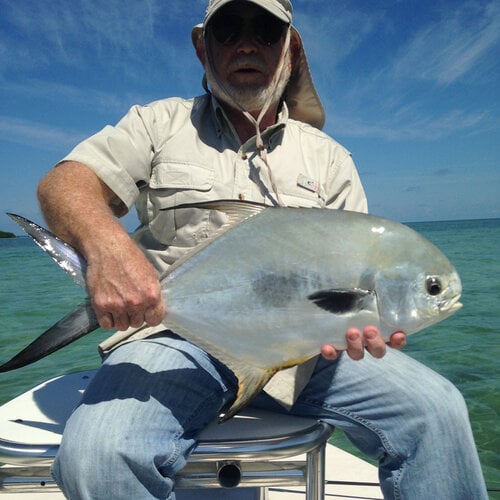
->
[439,294,462,314]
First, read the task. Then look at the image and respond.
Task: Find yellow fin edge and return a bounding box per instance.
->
[220,355,315,422]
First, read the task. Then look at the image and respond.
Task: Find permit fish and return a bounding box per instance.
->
[1,202,462,420]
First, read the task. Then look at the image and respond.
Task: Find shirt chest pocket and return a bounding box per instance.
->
[147,161,216,245]
[150,161,215,199]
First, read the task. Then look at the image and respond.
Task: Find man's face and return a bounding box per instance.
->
[202,1,291,112]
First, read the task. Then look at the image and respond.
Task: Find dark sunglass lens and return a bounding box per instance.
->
[210,14,243,45]
[253,14,286,45]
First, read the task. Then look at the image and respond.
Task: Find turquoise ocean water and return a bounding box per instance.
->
[0,218,498,493]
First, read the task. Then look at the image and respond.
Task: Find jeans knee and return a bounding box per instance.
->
[52,412,182,499]
[409,375,470,437]
[52,413,110,494]
[430,377,466,414]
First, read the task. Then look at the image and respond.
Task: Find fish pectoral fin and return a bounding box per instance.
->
[219,366,277,423]
[307,288,376,314]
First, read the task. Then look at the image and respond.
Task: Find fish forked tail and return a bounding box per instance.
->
[0,299,99,372]
[2,214,97,372]
[7,213,87,288]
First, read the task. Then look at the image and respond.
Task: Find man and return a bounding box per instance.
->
[39,0,487,498]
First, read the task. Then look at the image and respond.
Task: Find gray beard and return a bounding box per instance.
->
[205,55,291,114]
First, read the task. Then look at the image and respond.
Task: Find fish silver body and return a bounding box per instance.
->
[3,203,462,419]
[159,204,461,416]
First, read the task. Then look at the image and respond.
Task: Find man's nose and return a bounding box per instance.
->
[235,24,258,53]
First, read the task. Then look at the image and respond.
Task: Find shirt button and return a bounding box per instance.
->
[238,193,245,200]
[241,154,248,160]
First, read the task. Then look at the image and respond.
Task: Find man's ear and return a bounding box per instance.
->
[195,38,207,66]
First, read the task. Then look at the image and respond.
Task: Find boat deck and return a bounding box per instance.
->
[269,443,382,499]
[1,443,382,499]
[0,370,383,499]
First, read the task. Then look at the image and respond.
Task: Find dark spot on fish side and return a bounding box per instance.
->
[252,272,306,308]
[308,289,375,314]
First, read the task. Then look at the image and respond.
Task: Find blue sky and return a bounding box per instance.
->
[1,0,498,234]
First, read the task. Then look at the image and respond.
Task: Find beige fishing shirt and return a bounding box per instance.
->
[61,94,368,407]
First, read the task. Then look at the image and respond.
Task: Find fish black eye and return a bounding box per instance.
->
[426,276,442,296]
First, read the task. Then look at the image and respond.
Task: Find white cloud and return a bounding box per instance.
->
[313,1,499,141]
[0,0,201,86]
[392,1,500,85]
[1,78,129,112]
[328,104,486,141]
[0,116,86,151]
[294,0,386,71]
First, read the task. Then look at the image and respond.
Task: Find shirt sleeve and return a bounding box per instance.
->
[59,104,157,212]
[324,147,368,214]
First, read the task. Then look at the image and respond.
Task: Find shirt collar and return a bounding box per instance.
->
[210,95,288,146]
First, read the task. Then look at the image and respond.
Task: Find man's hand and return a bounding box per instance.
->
[37,162,166,332]
[86,236,166,331]
[320,327,407,361]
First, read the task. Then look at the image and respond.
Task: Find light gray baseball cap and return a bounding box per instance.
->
[192,0,325,130]
[203,0,292,25]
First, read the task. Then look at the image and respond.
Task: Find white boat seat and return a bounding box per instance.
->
[0,370,333,499]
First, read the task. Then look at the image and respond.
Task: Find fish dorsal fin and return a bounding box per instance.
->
[160,200,269,280]
[161,199,268,225]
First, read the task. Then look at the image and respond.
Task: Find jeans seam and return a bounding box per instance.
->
[300,395,399,455]
[189,392,227,430]
[162,388,230,470]
[393,461,405,500]
[298,396,405,499]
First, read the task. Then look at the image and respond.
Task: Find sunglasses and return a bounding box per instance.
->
[208,12,287,47]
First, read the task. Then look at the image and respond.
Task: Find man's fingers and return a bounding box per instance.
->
[389,331,407,350]
[128,311,146,328]
[98,312,114,330]
[144,300,167,327]
[91,280,165,331]
[96,310,128,331]
[346,328,364,360]
[363,326,387,358]
[96,299,166,331]
[320,343,339,360]
[322,327,407,362]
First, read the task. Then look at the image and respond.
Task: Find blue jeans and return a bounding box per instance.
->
[52,332,487,499]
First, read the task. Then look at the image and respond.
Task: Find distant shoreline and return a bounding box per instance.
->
[0,231,15,238]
